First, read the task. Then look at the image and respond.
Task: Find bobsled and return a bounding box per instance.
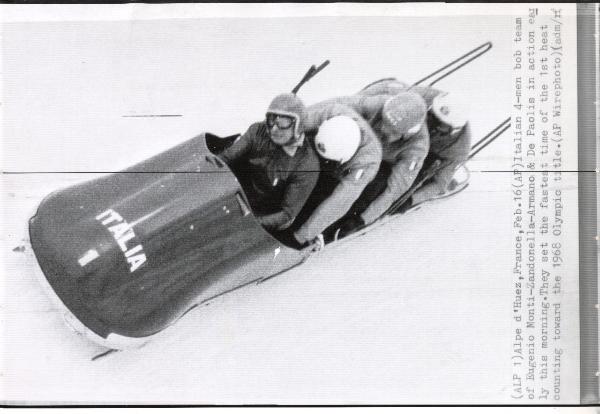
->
[29,122,508,350]
[29,42,510,351]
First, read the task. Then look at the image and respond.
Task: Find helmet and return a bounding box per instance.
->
[266,93,307,138]
[432,92,469,129]
[314,116,361,163]
[381,91,427,139]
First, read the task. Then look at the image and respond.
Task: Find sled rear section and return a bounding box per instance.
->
[29,133,304,349]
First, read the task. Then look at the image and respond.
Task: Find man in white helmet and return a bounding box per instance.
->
[291,103,382,249]
[320,91,430,237]
[358,78,472,205]
[218,93,320,231]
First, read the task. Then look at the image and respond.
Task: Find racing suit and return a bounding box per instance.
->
[219,122,320,230]
[293,103,382,244]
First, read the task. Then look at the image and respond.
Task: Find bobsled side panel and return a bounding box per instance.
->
[29,133,303,340]
[28,134,211,228]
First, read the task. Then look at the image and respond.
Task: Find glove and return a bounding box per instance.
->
[293,232,325,252]
[336,215,365,239]
[308,234,325,252]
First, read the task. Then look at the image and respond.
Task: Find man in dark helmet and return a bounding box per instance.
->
[218,93,320,231]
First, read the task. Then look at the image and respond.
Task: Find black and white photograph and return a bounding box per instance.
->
[1,3,593,405]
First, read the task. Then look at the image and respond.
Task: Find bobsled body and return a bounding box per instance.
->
[29,133,305,348]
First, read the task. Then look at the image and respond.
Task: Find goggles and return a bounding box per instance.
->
[266,113,295,130]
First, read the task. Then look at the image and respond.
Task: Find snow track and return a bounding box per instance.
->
[3,10,571,404]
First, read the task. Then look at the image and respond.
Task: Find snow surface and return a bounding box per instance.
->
[1,11,579,404]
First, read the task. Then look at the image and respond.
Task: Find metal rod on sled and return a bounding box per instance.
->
[470,117,510,153]
[469,118,511,160]
[411,41,493,87]
[360,42,493,93]
[292,60,330,94]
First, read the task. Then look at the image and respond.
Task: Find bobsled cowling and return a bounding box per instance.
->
[29,133,306,348]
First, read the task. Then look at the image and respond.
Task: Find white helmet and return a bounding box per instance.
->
[432,92,470,129]
[314,116,361,163]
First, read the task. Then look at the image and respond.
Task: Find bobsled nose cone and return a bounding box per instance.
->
[29,133,302,349]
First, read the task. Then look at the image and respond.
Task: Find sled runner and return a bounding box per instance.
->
[28,42,509,351]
